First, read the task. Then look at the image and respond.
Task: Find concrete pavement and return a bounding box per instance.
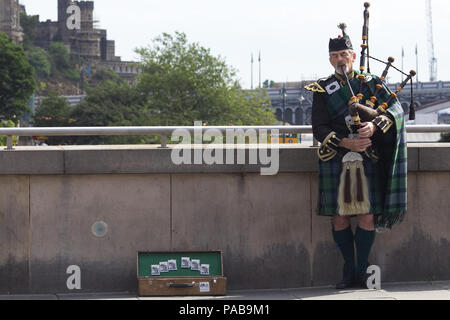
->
[1,281,449,300]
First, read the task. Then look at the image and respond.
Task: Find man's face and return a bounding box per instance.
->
[329,50,356,74]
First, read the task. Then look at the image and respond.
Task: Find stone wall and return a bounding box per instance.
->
[0,144,448,294]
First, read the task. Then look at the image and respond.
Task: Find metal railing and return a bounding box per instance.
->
[1,125,450,150]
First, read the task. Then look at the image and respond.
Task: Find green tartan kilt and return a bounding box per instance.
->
[317,151,384,217]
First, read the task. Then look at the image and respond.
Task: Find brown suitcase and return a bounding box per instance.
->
[138,276,227,296]
[137,251,227,297]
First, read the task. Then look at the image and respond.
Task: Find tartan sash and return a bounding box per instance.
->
[375,101,408,229]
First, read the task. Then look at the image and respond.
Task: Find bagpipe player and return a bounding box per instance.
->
[306,21,408,289]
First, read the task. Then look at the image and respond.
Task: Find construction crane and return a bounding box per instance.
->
[426,0,438,82]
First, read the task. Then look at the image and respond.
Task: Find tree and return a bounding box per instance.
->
[228,88,276,125]
[135,32,277,126]
[20,13,39,49]
[47,41,82,85]
[0,33,36,120]
[63,32,276,145]
[49,42,71,71]
[86,67,125,89]
[263,79,275,88]
[70,81,151,144]
[26,46,52,77]
[33,91,74,145]
[0,119,18,146]
[440,133,450,142]
[33,91,72,127]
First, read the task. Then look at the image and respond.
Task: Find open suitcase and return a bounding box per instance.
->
[137,251,227,296]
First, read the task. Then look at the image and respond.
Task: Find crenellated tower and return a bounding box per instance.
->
[26,0,139,83]
[56,0,101,59]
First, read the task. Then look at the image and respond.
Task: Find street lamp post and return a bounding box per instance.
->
[281,83,287,143]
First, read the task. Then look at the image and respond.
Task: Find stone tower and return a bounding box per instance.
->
[57,0,71,23]
[57,0,101,59]
[75,1,101,59]
[57,0,76,40]
[0,0,23,43]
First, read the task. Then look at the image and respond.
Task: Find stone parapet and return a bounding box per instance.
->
[0,143,448,175]
[0,144,448,294]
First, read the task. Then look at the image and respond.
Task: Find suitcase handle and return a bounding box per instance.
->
[169,282,195,288]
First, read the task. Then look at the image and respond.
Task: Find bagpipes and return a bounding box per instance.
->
[336,2,416,216]
[340,2,416,126]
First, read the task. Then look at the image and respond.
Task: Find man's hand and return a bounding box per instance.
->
[358,122,377,138]
[339,137,372,153]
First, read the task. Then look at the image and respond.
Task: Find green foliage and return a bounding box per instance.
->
[33,91,74,145]
[87,67,125,88]
[49,42,71,71]
[0,119,18,146]
[228,88,275,125]
[440,133,450,142]
[63,68,81,82]
[70,81,152,144]
[263,79,276,88]
[26,46,52,77]
[135,32,277,127]
[0,32,36,120]
[25,32,276,145]
[46,42,81,83]
[33,91,72,127]
[20,13,39,49]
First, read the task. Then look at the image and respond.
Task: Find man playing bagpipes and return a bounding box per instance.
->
[307,3,411,290]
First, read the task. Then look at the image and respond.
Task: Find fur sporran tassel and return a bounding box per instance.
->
[345,166,351,203]
[338,152,371,216]
[357,164,364,202]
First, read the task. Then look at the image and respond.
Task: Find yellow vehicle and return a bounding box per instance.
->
[269,133,301,144]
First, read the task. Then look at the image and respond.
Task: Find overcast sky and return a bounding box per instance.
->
[19,0,450,88]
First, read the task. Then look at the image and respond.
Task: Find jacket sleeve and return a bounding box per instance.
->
[312,91,347,141]
[312,91,330,142]
[311,91,344,161]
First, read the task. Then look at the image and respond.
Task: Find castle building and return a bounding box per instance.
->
[0,0,23,43]
[35,0,116,61]
[33,0,139,79]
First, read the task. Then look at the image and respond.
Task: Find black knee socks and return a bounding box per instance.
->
[354,226,376,279]
[332,226,355,281]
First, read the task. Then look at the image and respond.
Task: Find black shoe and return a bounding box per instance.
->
[336,261,358,290]
[335,274,358,290]
[355,272,371,289]
[356,263,370,289]
[336,279,357,290]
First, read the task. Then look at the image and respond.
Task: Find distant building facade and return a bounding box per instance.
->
[0,0,23,43]
[266,81,314,125]
[266,80,450,126]
[439,113,450,124]
[32,0,140,79]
